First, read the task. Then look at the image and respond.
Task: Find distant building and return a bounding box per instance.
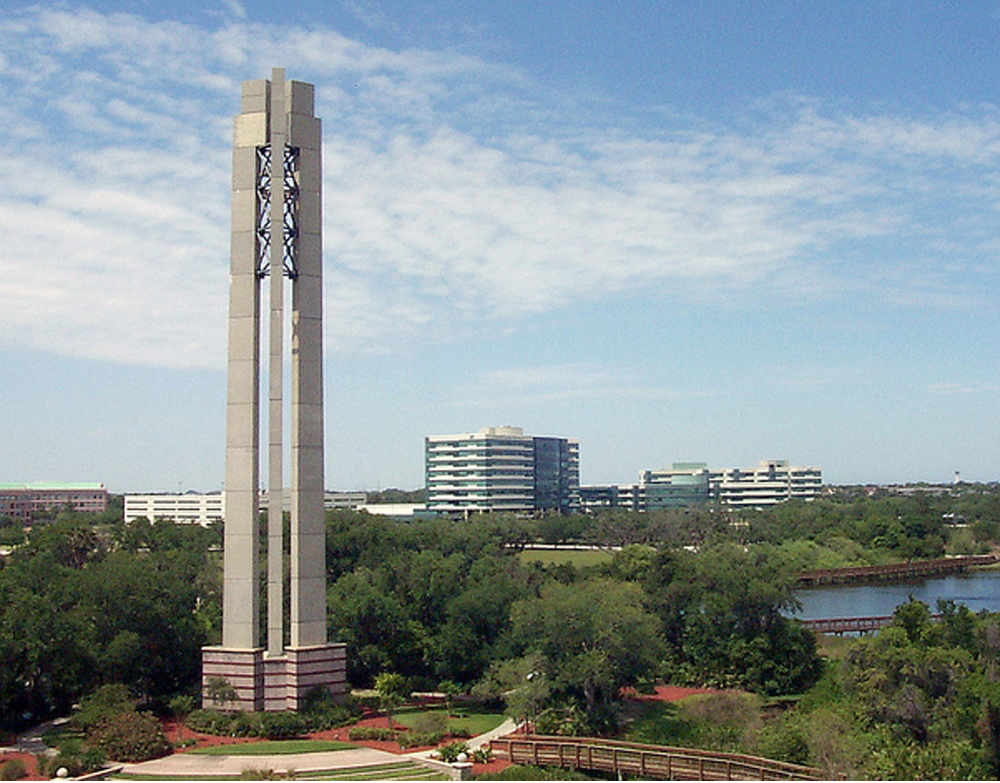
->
[580,459,822,512]
[425,426,580,515]
[642,462,711,509]
[709,460,822,507]
[124,493,225,525]
[0,482,108,523]
[124,490,367,525]
[357,503,432,519]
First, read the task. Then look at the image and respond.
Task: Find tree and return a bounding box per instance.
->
[507,578,662,730]
[374,671,409,728]
[675,543,821,695]
[438,679,461,716]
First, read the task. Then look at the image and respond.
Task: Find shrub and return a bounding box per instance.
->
[185,707,354,739]
[204,677,238,710]
[397,730,443,749]
[302,685,338,714]
[298,691,363,731]
[476,764,593,780]
[229,713,262,737]
[754,718,811,766]
[42,745,106,778]
[168,693,197,718]
[0,759,27,781]
[259,711,307,740]
[472,747,493,764]
[437,740,468,763]
[238,768,278,780]
[87,711,171,762]
[185,709,233,735]
[347,726,399,741]
[302,704,359,731]
[74,684,135,731]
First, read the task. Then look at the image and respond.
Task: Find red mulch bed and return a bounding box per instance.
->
[0,751,43,781]
[622,684,718,702]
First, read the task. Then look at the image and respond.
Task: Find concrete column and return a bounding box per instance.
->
[222,77,269,651]
[267,67,286,659]
[288,78,327,648]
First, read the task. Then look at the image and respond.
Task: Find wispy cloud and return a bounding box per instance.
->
[467,364,719,408]
[1,7,999,368]
[929,382,1000,396]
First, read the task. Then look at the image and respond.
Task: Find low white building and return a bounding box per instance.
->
[124,493,224,525]
[710,460,822,507]
[124,490,367,525]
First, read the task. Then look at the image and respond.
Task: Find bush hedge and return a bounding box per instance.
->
[347,726,399,742]
[397,730,443,749]
[0,759,27,781]
[186,703,360,739]
[87,711,172,762]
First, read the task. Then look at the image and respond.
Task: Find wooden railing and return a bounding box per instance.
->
[490,735,828,780]
[799,612,943,635]
[797,554,997,587]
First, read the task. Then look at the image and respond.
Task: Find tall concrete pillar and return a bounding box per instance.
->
[203,69,346,713]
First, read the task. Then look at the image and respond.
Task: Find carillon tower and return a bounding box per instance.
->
[202,69,346,712]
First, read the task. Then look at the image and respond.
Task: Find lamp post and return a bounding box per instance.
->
[526,670,537,735]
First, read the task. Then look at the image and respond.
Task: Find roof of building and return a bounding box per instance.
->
[0,482,106,491]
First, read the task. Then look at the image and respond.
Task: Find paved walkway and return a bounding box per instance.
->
[119,746,403,777]
[0,718,68,756]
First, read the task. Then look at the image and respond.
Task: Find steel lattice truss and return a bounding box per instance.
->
[255,144,300,280]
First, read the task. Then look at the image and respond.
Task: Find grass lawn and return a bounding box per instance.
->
[394,707,506,737]
[516,549,612,568]
[116,762,449,781]
[188,739,355,756]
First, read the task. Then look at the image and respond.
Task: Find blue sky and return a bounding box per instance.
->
[2,0,999,492]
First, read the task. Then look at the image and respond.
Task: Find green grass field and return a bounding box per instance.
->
[394,707,506,737]
[516,548,613,568]
[187,739,355,756]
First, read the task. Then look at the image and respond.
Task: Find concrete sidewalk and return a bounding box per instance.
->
[118,745,402,777]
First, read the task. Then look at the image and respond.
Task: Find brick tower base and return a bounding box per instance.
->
[202,643,347,712]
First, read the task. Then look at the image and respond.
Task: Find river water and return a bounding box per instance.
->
[791,569,1000,620]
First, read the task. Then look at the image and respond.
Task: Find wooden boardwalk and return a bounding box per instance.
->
[490,735,828,781]
[797,554,997,588]
[799,613,943,635]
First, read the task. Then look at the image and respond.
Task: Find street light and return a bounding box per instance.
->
[526,671,538,735]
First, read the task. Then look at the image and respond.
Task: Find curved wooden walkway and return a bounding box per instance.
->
[490,735,829,780]
[797,554,997,587]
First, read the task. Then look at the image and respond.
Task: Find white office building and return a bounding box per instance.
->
[580,459,822,512]
[124,493,225,525]
[425,426,580,515]
[124,490,367,525]
[709,460,822,507]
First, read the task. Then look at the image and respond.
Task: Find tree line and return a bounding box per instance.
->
[1,484,999,773]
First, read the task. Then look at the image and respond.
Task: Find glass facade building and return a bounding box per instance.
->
[425,426,580,515]
[579,459,822,512]
[641,462,711,509]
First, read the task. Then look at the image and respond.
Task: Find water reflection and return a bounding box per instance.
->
[791,569,1000,620]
